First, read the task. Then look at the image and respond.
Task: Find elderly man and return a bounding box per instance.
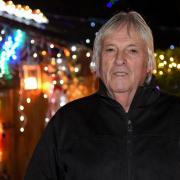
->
[25,11,180,180]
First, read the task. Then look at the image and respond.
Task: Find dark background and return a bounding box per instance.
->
[12,0,180,49]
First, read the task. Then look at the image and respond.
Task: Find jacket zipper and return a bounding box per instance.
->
[127,118,133,180]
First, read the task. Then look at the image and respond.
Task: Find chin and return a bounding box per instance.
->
[109,85,130,94]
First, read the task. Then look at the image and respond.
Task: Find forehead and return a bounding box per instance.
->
[103,24,143,43]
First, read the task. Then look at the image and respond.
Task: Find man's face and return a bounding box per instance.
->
[99,25,150,96]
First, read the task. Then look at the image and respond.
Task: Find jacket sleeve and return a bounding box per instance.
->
[24,116,64,180]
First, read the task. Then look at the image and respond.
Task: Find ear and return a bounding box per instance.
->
[146,56,153,74]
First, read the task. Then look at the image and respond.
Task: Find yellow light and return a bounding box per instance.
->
[152,69,157,74]
[51,58,56,65]
[20,127,24,133]
[35,9,41,14]
[74,67,79,73]
[24,5,30,10]
[43,94,48,98]
[19,105,24,111]
[64,48,70,57]
[169,64,173,68]
[57,53,61,58]
[86,52,91,57]
[24,77,38,90]
[0,36,2,41]
[158,63,164,68]
[172,62,177,67]
[16,4,22,9]
[60,80,64,85]
[44,66,48,71]
[159,71,163,75]
[45,117,50,123]
[177,64,180,69]
[19,115,25,122]
[42,82,51,92]
[159,54,164,60]
[168,68,171,73]
[163,61,167,65]
[41,50,47,56]
[72,54,77,60]
[26,98,31,103]
[170,57,174,62]
[154,53,157,57]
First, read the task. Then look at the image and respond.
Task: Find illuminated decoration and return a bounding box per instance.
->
[0,0,49,25]
[106,0,120,8]
[22,64,41,90]
[154,47,180,96]
[0,29,26,79]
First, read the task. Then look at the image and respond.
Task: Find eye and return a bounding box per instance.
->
[105,47,115,52]
[129,48,138,54]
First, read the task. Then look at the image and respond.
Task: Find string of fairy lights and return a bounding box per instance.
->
[0,0,49,24]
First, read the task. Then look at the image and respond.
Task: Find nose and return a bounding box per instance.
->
[114,51,126,65]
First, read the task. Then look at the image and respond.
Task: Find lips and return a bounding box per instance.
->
[113,71,128,76]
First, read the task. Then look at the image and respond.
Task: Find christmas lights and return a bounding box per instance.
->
[0,0,49,24]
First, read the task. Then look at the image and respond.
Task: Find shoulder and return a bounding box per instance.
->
[159,90,180,103]
[158,90,180,111]
[59,92,99,113]
[50,93,99,126]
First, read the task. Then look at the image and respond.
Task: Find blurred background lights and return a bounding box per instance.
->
[170,45,175,49]
[20,127,24,133]
[85,38,90,44]
[71,45,77,52]
[19,115,25,122]
[19,105,24,111]
[30,39,35,44]
[159,54,164,60]
[56,58,62,64]
[26,98,31,103]
[86,52,91,57]
[90,22,96,27]
[57,53,61,57]
[50,44,54,48]
[72,54,77,60]
[45,117,50,123]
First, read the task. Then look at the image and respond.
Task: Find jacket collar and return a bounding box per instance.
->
[96,76,160,110]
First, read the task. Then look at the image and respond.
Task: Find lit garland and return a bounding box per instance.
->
[0,29,26,79]
[0,0,49,24]
[154,47,180,95]
[154,48,180,75]
[15,36,94,133]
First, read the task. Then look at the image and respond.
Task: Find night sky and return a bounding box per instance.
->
[11,0,180,48]
[11,0,180,26]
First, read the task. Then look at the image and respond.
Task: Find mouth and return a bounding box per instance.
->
[113,72,128,77]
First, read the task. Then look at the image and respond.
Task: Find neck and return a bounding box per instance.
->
[112,89,137,112]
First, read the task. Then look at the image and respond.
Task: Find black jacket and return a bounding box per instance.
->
[25,79,180,180]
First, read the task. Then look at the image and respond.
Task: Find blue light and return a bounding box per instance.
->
[106,2,113,8]
[90,22,96,27]
[0,29,26,79]
[170,45,175,49]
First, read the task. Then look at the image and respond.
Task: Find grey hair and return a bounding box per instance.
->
[91,11,156,82]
